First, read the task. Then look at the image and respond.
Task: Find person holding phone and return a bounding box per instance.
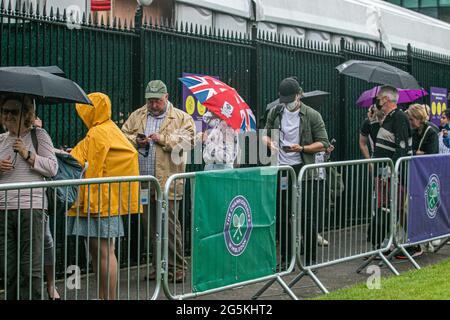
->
[359,105,384,159]
[263,77,330,267]
[122,80,195,283]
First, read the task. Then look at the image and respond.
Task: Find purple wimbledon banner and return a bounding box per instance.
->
[408,154,450,243]
[182,72,218,133]
[429,87,448,127]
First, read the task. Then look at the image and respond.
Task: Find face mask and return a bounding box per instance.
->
[202,112,213,124]
[203,112,221,127]
[285,100,299,112]
[208,118,221,128]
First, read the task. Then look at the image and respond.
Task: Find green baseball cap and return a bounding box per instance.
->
[145,80,167,99]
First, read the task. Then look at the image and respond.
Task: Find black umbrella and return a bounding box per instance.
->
[265,90,330,111]
[0,66,91,105]
[335,60,420,89]
[34,66,66,78]
[0,66,91,166]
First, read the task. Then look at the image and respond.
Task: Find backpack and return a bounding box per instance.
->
[31,128,83,215]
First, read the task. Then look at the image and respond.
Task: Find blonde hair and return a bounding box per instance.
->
[406,103,428,124]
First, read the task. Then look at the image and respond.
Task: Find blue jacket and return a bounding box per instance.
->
[443,124,450,148]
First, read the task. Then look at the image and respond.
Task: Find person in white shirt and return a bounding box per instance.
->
[201,111,239,171]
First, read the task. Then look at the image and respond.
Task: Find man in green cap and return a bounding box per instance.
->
[122,80,195,283]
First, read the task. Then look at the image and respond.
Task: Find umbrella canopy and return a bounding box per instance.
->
[336,60,420,89]
[34,66,66,78]
[356,86,428,108]
[0,66,91,105]
[179,75,256,132]
[265,90,330,111]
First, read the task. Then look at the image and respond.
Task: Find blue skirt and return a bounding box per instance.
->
[66,215,124,238]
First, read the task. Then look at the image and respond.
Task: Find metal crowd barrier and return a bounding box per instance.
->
[162,166,299,300]
[381,155,450,270]
[288,158,398,294]
[0,175,162,300]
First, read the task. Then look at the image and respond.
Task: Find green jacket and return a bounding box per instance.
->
[264,102,330,166]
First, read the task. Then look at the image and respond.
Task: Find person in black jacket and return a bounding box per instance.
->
[406,104,439,155]
[369,86,412,251]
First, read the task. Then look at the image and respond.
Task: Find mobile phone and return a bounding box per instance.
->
[282,145,292,151]
[137,133,146,139]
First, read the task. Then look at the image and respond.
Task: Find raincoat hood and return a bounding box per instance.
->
[76,92,111,129]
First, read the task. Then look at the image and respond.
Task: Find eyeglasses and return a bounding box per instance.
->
[1,108,21,116]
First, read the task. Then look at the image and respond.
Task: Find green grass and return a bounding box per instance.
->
[314,258,450,300]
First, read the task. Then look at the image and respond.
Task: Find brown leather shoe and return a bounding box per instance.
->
[144,269,157,281]
[168,270,185,283]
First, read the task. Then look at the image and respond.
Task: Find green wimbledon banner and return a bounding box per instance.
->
[192,167,278,292]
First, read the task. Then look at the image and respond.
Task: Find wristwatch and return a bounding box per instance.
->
[25,150,32,161]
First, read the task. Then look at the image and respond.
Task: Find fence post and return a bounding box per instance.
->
[407,43,413,75]
[250,24,260,127]
[132,4,144,111]
[338,37,347,161]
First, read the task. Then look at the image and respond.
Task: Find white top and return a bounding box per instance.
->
[203,120,239,165]
[0,129,58,210]
[278,108,302,166]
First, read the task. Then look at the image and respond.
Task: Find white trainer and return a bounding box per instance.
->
[317,233,329,246]
[432,240,441,246]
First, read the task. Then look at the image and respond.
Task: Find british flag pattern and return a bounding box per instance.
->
[179,75,256,132]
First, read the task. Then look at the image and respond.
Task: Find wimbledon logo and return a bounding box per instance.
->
[224,196,253,256]
[424,174,441,219]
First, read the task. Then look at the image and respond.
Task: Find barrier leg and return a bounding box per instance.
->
[433,237,450,254]
[287,270,307,288]
[398,246,421,270]
[356,255,377,274]
[378,252,400,275]
[252,277,299,300]
[287,269,328,295]
[377,247,400,267]
[251,279,277,300]
[307,269,329,294]
[276,276,299,300]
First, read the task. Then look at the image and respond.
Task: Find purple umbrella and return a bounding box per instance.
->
[356,86,428,107]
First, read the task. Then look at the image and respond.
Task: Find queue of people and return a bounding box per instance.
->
[0,74,449,300]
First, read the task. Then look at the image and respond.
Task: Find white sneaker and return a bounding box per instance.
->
[317,234,329,246]
[432,240,441,246]
[424,242,434,253]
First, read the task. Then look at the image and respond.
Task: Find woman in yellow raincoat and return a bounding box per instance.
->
[67,92,140,300]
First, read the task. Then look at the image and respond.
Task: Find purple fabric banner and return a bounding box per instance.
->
[408,154,450,243]
[182,72,218,133]
[429,87,448,127]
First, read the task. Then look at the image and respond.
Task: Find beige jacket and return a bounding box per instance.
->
[121,102,195,199]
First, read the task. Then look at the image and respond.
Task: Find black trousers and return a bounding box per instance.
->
[277,164,320,266]
[0,210,45,300]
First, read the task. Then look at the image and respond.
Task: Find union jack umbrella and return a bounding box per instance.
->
[179,75,256,132]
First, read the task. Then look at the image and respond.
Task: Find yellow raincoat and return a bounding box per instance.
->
[68,93,141,217]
